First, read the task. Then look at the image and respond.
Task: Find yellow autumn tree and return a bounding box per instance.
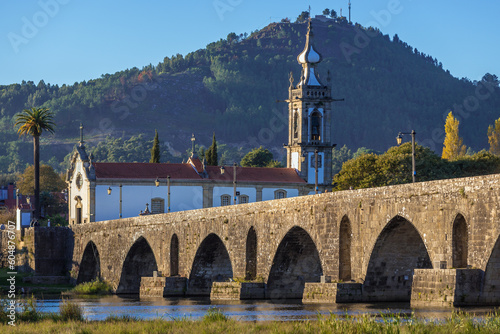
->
[488,118,500,155]
[442,111,466,160]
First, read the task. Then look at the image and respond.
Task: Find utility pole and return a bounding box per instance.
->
[315,149,319,194]
[348,1,351,23]
[233,163,237,205]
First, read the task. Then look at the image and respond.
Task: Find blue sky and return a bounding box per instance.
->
[1,0,499,85]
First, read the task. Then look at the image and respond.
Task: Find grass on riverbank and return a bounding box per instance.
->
[2,303,500,334]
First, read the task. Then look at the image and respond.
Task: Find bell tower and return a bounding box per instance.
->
[285,20,336,188]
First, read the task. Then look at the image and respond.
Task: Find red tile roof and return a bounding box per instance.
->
[93,162,305,184]
[93,163,201,180]
[206,166,305,183]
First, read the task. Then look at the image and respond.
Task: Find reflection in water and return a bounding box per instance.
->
[31,296,499,322]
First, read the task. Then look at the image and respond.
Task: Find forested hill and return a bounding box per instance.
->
[1,18,499,174]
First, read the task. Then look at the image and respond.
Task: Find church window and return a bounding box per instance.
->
[76,173,83,190]
[151,197,165,214]
[221,194,231,206]
[75,196,82,224]
[311,111,321,141]
[310,154,322,168]
[274,189,287,199]
[293,112,299,138]
[240,195,249,204]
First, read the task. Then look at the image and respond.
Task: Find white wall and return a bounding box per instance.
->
[291,152,299,169]
[307,152,324,184]
[95,185,203,221]
[213,186,257,206]
[262,187,299,201]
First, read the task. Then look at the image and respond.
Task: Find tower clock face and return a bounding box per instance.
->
[76,173,83,190]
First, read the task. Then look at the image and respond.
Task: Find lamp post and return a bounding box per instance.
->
[107,186,122,218]
[396,130,416,183]
[155,176,171,213]
[233,163,237,205]
[314,149,319,194]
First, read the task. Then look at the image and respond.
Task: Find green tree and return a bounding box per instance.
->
[488,118,500,155]
[333,153,380,190]
[17,164,65,195]
[333,143,446,190]
[296,11,310,23]
[266,160,283,168]
[150,129,160,163]
[322,8,330,16]
[330,9,337,19]
[240,146,274,167]
[442,111,466,160]
[332,145,353,175]
[15,107,55,219]
[205,132,218,166]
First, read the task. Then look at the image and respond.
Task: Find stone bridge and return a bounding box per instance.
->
[70,174,500,305]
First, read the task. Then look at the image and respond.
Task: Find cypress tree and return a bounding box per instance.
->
[442,111,466,160]
[150,129,160,163]
[205,132,218,166]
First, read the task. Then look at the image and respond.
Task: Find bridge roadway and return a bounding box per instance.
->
[70,174,500,303]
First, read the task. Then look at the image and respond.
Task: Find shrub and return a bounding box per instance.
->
[59,300,84,321]
[203,308,229,323]
[71,279,112,295]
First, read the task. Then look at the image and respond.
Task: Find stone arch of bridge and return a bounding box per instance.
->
[116,236,159,294]
[451,213,468,269]
[483,233,500,300]
[187,232,233,296]
[364,215,433,302]
[267,225,323,300]
[77,240,100,284]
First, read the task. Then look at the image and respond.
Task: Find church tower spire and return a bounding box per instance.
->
[297,20,323,87]
[285,19,336,190]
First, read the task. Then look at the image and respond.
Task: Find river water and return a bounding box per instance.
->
[30,296,499,321]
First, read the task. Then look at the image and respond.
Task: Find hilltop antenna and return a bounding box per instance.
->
[348,1,351,23]
[308,5,311,16]
[340,8,343,18]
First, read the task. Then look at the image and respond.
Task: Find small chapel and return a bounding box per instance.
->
[66,20,337,224]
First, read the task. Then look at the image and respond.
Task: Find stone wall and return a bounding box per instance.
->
[24,227,74,276]
[0,230,10,268]
[69,174,500,303]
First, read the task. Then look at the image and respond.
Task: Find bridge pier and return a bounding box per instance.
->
[210,282,266,300]
[140,276,188,298]
[411,269,484,307]
[302,282,363,303]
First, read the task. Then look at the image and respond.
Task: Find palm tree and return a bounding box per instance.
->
[15,107,55,220]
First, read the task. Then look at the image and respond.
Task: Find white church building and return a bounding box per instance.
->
[66,20,337,224]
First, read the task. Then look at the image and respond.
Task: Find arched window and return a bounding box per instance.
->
[239,195,249,204]
[75,196,82,224]
[274,189,287,199]
[293,111,299,138]
[221,194,231,206]
[310,111,321,141]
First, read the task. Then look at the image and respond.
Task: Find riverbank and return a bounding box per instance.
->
[2,310,500,333]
